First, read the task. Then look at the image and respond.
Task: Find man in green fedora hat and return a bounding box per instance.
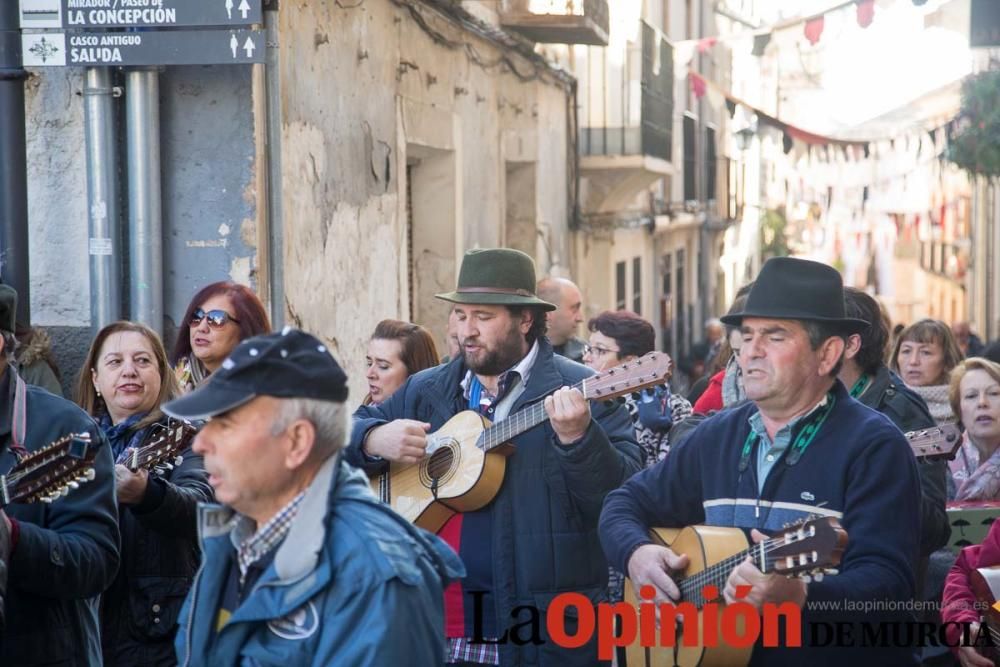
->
[0,283,119,663]
[348,248,641,666]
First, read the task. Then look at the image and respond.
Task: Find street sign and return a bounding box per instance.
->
[19,0,263,29]
[22,29,266,67]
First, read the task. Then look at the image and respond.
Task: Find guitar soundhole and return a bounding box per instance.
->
[420,444,458,489]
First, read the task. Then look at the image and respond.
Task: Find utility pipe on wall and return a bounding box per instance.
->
[0,2,30,323]
[84,67,122,330]
[125,68,163,333]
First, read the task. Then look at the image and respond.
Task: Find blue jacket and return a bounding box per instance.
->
[600,380,922,667]
[175,455,464,667]
[348,340,643,665]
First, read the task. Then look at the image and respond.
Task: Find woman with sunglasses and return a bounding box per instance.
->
[171,281,271,392]
[76,321,212,666]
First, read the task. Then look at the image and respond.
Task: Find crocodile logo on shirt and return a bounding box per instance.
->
[267,600,319,641]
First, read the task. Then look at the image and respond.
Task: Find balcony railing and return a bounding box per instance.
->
[579,21,673,163]
[500,0,610,46]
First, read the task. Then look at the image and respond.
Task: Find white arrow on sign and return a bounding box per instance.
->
[225,0,234,19]
[243,36,256,59]
[239,0,251,20]
[230,33,239,58]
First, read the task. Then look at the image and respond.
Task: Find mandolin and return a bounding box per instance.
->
[906,423,962,461]
[623,516,847,667]
[123,420,198,473]
[1,432,99,506]
[372,351,672,532]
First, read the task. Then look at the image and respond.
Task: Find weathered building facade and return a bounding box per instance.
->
[20,0,578,399]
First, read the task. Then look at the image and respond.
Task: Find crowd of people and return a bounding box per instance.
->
[0,249,998,666]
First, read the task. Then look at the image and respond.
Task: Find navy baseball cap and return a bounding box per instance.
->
[162,327,349,421]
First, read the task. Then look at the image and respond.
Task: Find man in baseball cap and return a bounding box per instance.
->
[164,327,463,666]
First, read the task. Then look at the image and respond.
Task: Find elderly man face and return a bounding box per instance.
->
[193,396,302,524]
[740,318,845,418]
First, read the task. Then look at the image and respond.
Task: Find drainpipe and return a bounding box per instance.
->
[125,68,163,333]
[84,68,122,330]
[0,2,30,323]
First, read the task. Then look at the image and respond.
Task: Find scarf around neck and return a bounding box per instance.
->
[909,383,954,425]
[99,411,151,464]
[950,434,1000,502]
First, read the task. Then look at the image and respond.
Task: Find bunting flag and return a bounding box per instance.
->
[804,16,825,45]
[856,0,875,29]
[671,0,924,55]
[690,72,707,99]
[752,33,772,56]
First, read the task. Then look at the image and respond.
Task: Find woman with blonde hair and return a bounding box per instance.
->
[77,321,212,666]
[947,357,1000,502]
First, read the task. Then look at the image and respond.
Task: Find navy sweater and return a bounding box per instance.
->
[600,380,922,666]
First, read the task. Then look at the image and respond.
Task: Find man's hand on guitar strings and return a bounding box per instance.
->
[544,387,591,446]
[364,420,431,464]
[627,544,689,605]
[724,529,807,611]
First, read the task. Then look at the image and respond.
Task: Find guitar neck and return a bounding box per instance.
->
[677,548,757,606]
[479,379,585,452]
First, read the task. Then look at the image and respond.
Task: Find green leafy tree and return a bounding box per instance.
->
[948,69,1000,178]
[760,207,790,260]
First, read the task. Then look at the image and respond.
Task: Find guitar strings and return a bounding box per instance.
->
[672,533,831,601]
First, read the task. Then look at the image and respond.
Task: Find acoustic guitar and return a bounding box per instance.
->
[623,516,847,667]
[372,351,673,532]
[123,419,198,473]
[906,423,962,461]
[971,565,1000,664]
[1,432,99,506]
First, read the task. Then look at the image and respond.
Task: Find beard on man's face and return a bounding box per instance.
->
[462,320,527,376]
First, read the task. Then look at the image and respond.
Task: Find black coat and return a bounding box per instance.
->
[860,366,950,585]
[349,340,642,666]
[99,418,213,667]
[0,368,120,666]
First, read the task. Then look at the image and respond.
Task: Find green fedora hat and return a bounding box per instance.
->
[436,248,556,311]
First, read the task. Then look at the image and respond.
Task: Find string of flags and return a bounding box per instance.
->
[677,0,925,56]
[686,68,961,170]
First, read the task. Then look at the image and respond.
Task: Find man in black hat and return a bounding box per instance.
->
[348,248,642,666]
[600,257,922,666]
[162,328,463,666]
[0,285,120,665]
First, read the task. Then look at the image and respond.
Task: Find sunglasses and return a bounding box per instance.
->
[190,308,239,329]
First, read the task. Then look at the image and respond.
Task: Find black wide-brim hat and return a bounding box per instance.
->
[720,256,869,334]
[436,248,556,311]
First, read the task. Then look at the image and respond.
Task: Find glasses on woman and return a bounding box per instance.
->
[190,308,240,329]
[583,343,620,357]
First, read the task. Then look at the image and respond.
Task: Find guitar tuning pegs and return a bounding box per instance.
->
[631,392,641,400]
[824,568,839,576]
[800,574,812,584]
[40,496,53,504]
[173,456,184,466]
[812,572,824,582]
[84,468,96,481]
[67,481,79,490]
